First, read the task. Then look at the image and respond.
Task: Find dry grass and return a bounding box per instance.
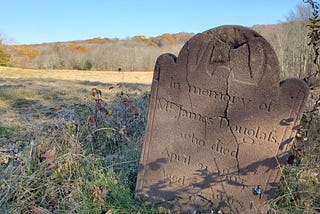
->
[0,66,153,145]
[0,66,319,213]
[0,66,153,84]
[0,66,155,213]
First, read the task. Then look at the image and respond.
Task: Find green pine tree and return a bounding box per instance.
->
[0,43,10,66]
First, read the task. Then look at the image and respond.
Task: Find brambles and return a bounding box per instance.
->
[76,86,149,155]
[271,106,320,212]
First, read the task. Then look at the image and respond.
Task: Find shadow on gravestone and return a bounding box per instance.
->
[135,26,309,213]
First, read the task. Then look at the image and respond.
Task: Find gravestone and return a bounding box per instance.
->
[136,25,309,213]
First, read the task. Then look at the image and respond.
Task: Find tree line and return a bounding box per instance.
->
[0,3,319,82]
[254,3,316,81]
[5,33,192,71]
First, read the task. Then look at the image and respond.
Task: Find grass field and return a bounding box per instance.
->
[0,67,153,84]
[0,66,155,213]
[0,66,319,213]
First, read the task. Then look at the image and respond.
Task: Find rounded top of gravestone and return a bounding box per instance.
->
[177,25,280,90]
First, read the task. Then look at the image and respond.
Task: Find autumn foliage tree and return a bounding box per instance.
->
[7,33,193,71]
[9,45,39,68]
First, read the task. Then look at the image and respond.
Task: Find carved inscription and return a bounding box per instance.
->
[163,169,186,185]
[188,84,252,108]
[211,139,237,158]
[197,159,246,187]
[136,26,309,213]
[180,132,237,158]
[162,148,191,166]
[158,98,279,145]
[222,121,278,144]
[169,77,181,90]
[180,132,206,147]
[170,77,277,113]
[156,98,225,126]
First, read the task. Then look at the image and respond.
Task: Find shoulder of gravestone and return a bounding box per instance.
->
[280,78,310,93]
[153,53,178,81]
[155,53,177,65]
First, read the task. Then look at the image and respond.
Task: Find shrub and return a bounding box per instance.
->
[83,60,93,70]
[0,42,10,66]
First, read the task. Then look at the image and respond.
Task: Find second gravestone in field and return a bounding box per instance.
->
[136,26,309,213]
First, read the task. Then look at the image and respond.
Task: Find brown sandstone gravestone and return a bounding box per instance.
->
[136,26,309,213]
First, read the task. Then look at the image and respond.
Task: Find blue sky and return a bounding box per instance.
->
[0,0,304,44]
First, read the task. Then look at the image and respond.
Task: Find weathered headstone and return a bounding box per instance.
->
[136,26,309,213]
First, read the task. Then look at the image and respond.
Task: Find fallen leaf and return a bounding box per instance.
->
[119,126,126,135]
[287,155,296,165]
[0,151,11,164]
[91,186,109,203]
[91,88,102,97]
[100,186,108,200]
[31,205,51,214]
[89,115,97,124]
[41,147,56,162]
[123,98,131,105]
[303,200,312,207]
[131,106,139,115]
[95,99,103,104]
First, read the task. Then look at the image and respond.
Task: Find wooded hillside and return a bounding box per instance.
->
[7,33,193,71]
[3,18,318,80]
[253,20,315,80]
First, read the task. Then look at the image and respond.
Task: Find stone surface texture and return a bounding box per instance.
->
[136,25,309,213]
